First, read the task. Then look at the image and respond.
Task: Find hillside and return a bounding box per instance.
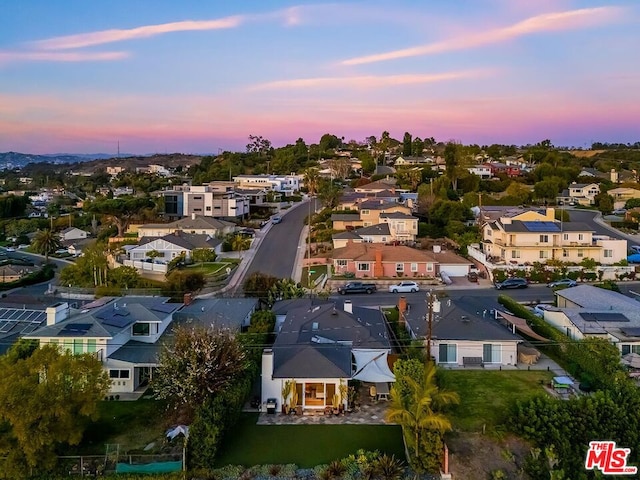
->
[71,153,205,173]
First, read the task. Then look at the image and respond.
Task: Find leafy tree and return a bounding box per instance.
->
[84,196,154,238]
[0,344,109,475]
[243,271,279,298]
[303,168,320,195]
[31,229,62,263]
[0,194,29,219]
[145,249,162,261]
[317,178,342,208]
[504,181,532,204]
[533,177,564,200]
[402,132,412,157]
[153,325,248,410]
[594,192,614,214]
[59,241,109,287]
[392,358,425,400]
[230,234,251,258]
[247,310,276,335]
[625,198,640,209]
[246,134,272,156]
[191,248,217,265]
[267,278,306,306]
[319,133,342,153]
[444,141,462,191]
[412,137,425,157]
[387,362,459,473]
[163,270,206,298]
[107,265,140,289]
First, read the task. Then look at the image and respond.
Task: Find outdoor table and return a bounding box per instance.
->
[375,382,390,401]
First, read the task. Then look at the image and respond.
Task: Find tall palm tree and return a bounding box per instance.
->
[303,168,320,196]
[386,362,459,461]
[230,234,250,259]
[32,229,62,263]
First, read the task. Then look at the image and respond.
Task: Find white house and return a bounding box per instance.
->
[233,174,301,195]
[59,227,89,242]
[126,233,222,264]
[467,165,493,179]
[261,300,394,412]
[26,298,180,394]
[136,214,236,238]
[401,296,521,367]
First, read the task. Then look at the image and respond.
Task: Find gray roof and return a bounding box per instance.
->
[172,298,259,330]
[379,212,417,220]
[272,303,390,378]
[499,220,593,233]
[27,297,177,339]
[331,214,361,222]
[358,200,396,210]
[555,285,640,312]
[332,231,361,240]
[139,233,222,250]
[0,307,47,355]
[355,223,391,236]
[403,296,521,342]
[108,339,161,364]
[141,216,234,231]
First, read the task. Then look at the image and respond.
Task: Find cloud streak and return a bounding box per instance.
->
[250,70,488,90]
[342,6,624,65]
[30,16,243,50]
[0,50,128,64]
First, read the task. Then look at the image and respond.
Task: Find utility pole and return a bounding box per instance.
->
[426,290,440,361]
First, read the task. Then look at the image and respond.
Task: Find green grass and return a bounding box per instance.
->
[301,265,328,288]
[439,370,554,432]
[78,399,168,455]
[187,262,230,275]
[215,413,405,468]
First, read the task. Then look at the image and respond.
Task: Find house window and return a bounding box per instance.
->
[382,237,387,242]
[336,259,348,267]
[438,344,457,363]
[427,263,434,272]
[604,249,613,258]
[133,323,150,336]
[577,250,584,258]
[109,370,130,379]
[193,208,202,212]
[511,250,521,259]
[357,263,370,271]
[578,234,584,241]
[193,196,202,200]
[563,249,569,257]
[411,263,418,272]
[539,235,548,243]
[483,344,501,363]
[206,206,211,211]
[361,209,370,215]
[563,233,569,241]
[73,339,83,355]
[621,345,640,355]
[87,339,96,353]
[396,263,404,272]
[539,250,548,259]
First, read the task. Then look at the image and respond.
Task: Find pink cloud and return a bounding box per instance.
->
[0,50,128,64]
[30,16,243,50]
[342,6,625,65]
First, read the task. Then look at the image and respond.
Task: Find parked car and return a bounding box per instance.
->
[630,245,640,255]
[494,277,528,290]
[547,278,577,288]
[272,216,282,225]
[4,247,15,252]
[613,209,627,215]
[532,304,561,318]
[337,282,377,295]
[467,271,479,283]
[388,281,420,293]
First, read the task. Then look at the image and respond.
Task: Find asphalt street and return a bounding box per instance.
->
[568,209,639,247]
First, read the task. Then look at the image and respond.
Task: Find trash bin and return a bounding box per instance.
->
[266,398,277,414]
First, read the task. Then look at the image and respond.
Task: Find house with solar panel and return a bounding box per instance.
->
[25,297,180,394]
[0,307,47,355]
[538,285,640,353]
[481,208,626,265]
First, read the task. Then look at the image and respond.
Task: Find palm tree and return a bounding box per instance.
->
[32,229,61,263]
[386,362,459,462]
[230,234,250,259]
[303,168,320,196]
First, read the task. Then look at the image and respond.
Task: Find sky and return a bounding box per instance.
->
[1,0,639,154]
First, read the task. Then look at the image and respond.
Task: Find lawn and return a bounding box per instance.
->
[187,262,231,276]
[301,265,328,288]
[438,370,553,432]
[215,414,405,468]
[78,399,169,455]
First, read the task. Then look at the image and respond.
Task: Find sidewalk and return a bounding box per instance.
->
[592,211,640,243]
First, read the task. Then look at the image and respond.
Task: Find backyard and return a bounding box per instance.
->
[301,265,328,289]
[215,413,405,468]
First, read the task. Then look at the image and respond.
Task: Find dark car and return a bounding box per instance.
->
[467,271,479,283]
[494,278,528,290]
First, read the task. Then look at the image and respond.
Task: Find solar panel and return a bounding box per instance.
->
[621,327,640,337]
[522,221,561,232]
[99,311,133,328]
[151,303,178,314]
[580,313,629,323]
[59,323,93,336]
[21,322,41,335]
[0,320,12,333]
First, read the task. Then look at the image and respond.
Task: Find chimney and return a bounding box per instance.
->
[433,245,442,254]
[344,300,353,314]
[374,248,384,277]
[398,296,407,313]
[191,212,196,220]
[183,293,193,306]
[46,302,69,326]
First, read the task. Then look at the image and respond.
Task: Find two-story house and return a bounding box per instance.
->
[136,214,236,238]
[160,183,250,220]
[556,183,600,206]
[331,202,413,230]
[467,165,493,179]
[607,187,640,210]
[232,174,301,195]
[26,298,181,394]
[481,210,626,265]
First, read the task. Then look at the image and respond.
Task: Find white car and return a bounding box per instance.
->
[388,281,420,293]
[532,304,561,318]
[4,247,15,252]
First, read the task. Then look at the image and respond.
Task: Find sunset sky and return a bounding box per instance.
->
[1,0,639,154]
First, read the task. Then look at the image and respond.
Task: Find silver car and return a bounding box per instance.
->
[388,281,420,293]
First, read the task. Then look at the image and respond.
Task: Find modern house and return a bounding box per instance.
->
[607,188,640,209]
[136,214,236,238]
[399,296,521,367]
[159,183,250,220]
[555,183,600,206]
[467,165,493,179]
[126,233,222,264]
[541,285,640,354]
[331,243,471,279]
[331,202,414,230]
[0,307,47,355]
[25,297,181,394]
[261,300,394,411]
[481,208,626,265]
[232,174,301,195]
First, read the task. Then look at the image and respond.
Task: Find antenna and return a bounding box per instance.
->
[117,140,120,158]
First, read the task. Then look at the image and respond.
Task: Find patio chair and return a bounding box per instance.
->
[369,385,377,401]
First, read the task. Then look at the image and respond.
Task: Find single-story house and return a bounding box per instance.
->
[172,295,259,331]
[59,227,90,242]
[400,296,521,367]
[136,214,236,238]
[261,300,394,411]
[0,307,47,355]
[127,233,222,264]
[0,265,34,282]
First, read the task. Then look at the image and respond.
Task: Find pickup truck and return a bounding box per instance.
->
[337,282,377,295]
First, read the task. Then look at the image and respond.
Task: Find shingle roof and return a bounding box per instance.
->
[379,212,417,220]
[331,214,361,222]
[332,231,361,240]
[140,216,234,231]
[355,224,391,236]
[139,233,222,250]
[331,243,437,262]
[172,298,259,330]
[272,303,390,378]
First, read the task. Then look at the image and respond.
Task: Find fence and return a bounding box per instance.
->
[123,259,168,274]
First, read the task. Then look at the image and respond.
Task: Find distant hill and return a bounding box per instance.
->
[0,151,121,169]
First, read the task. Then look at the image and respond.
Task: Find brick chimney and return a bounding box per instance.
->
[374,248,384,277]
[183,293,193,306]
[398,296,407,325]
